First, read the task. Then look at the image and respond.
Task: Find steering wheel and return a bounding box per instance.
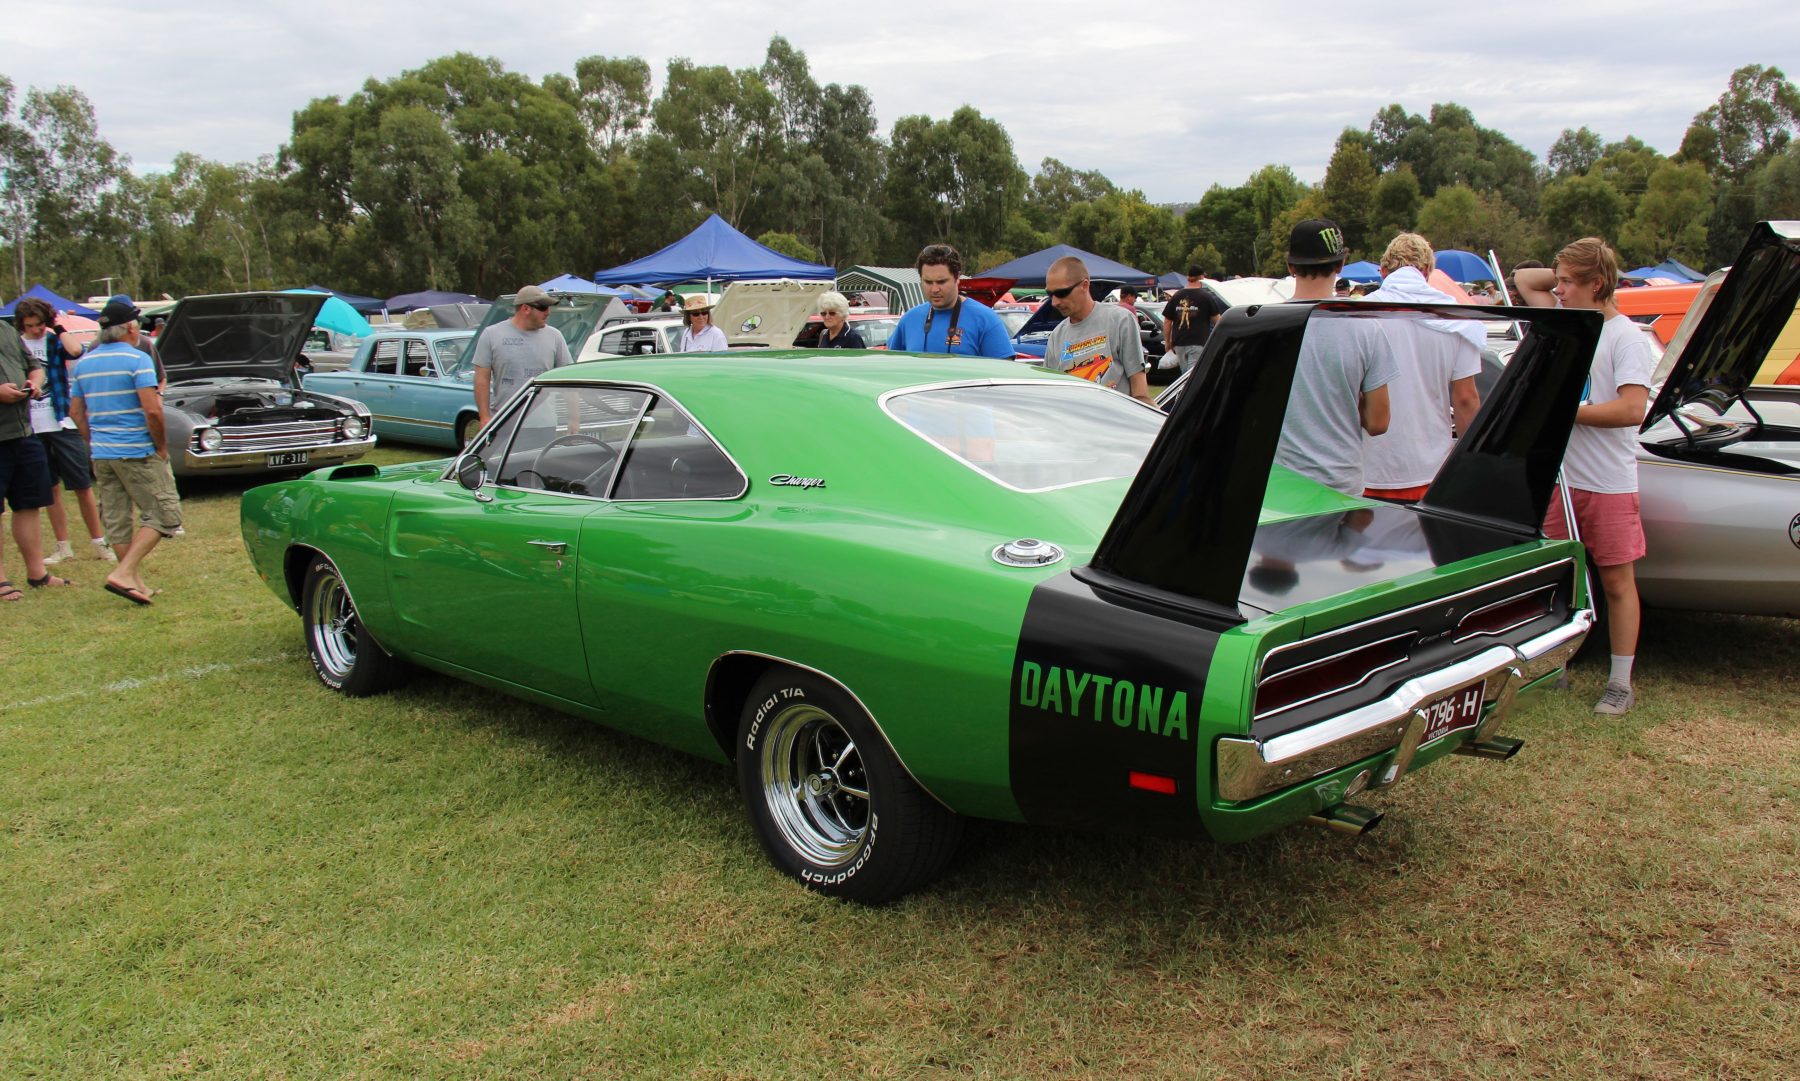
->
[538,432,618,469]
[512,468,548,490]
[531,432,621,495]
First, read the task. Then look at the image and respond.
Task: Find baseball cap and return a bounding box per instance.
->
[514,285,552,307]
[1286,219,1348,266]
[97,296,141,329]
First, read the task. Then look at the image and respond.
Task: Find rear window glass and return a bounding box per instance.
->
[883,382,1160,492]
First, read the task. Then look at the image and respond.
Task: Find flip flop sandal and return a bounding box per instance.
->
[0,580,21,602]
[103,581,154,606]
[28,573,73,588]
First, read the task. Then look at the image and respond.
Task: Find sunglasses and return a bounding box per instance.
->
[1044,279,1088,301]
[526,301,553,312]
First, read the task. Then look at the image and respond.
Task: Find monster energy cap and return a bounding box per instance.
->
[1286,219,1349,266]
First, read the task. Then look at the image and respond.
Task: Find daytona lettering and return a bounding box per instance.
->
[1016,661,1188,741]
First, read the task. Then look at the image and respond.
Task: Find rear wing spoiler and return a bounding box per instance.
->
[1083,300,1602,620]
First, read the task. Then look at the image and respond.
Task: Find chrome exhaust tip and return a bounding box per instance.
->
[1454,736,1525,761]
[1307,803,1383,836]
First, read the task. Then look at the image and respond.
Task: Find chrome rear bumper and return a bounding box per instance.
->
[1216,609,1592,802]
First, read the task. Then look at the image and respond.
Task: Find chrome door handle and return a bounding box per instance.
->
[527,540,568,555]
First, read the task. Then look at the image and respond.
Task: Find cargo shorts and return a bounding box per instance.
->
[93,455,183,547]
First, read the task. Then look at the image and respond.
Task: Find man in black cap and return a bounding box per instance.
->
[1274,218,1396,495]
[69,297,181,605]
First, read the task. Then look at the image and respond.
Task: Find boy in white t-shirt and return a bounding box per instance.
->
[1516,238,1655,715]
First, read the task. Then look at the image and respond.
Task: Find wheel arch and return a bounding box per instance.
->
[703,650,954,812]
[454,408,482,449]
[282,543,327,610]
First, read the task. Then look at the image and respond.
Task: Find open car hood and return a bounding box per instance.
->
[714,280,830,348]
[157,292,329,383]
[1646,220,1800,427]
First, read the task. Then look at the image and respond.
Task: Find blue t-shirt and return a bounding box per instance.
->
[887,298,1015,358]
[71,342,159,459]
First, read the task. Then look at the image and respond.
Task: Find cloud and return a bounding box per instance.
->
[2,0,1794,203]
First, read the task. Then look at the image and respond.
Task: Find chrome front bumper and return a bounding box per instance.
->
[179,436,377,474]
[1215,609,1593,802]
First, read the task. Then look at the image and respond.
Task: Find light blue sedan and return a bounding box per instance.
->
[302,329,478,449]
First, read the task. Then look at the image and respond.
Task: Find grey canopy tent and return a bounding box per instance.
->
[836,267,924,313]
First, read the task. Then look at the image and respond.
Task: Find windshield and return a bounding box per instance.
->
[434,335,476,380]
[883,382,1161,492]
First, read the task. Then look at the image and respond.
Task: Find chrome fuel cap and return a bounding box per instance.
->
[992,538,1065,568]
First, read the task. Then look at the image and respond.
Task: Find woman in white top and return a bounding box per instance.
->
[1516,238,1656,716]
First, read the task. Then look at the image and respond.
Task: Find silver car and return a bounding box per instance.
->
[1632,220,1800,618]
[156,292,376,477]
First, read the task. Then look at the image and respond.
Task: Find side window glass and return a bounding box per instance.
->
[613,396,745,500]
[369,340,402,375]
[494,386,651,496]
[404,340,432,377]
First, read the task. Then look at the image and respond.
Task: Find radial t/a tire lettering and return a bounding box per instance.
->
[736,670,961,903]
[301,556,409,697]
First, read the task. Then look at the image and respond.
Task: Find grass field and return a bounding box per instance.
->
[4,447,1797,1079]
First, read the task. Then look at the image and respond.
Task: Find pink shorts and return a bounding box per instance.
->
[1543,487,1646,566]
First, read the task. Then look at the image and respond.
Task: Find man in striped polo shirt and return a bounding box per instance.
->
[69,297,182,606]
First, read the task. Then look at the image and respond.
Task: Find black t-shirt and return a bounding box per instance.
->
[1163,287,1219,348]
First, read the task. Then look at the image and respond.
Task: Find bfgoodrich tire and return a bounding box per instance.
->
[301,556,409,696]
[737,670,962,903]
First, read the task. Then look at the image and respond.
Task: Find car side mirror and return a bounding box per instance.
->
[455,455,487,493]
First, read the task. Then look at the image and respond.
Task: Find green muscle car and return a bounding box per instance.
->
[241,299,1602,902]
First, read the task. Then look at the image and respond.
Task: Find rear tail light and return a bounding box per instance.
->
[1455,586,1555,641]
[1254,633,1412,719]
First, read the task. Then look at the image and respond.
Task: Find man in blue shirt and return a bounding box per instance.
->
[886,244,1015,358]
[69,297,182,606]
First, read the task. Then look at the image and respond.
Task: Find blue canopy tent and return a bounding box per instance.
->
[1433,249,1501,283]
[973,245,1156,289]
[1157,271,1187,291]
[1,284,100,319]
[539,273,630,296]
[385,289,485,312]
[591,214,834,286]
[302,284,386,315]
[1623,259,1706,284]
[1340,260,1382,283]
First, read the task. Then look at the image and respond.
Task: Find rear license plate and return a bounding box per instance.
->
[267,451,309,468]
[1419,683,1485,744]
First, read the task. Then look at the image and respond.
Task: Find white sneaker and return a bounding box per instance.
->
[43,540,76,565]
[91,538,118,562]
[1594,683,1635,715]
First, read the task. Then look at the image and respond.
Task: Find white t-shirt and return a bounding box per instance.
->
[20,334,60,434]
[1275,314,1398,494]
[1562,314,1655,494]
[1361,315,1483,488]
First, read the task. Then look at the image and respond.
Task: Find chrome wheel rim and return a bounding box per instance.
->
[306,570,358,681]
[459,415,481,448]
[758,704,870,866]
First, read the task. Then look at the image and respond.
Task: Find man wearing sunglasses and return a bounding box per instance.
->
[473,284,573,426]
[886,244,1013,358]
[1042,256,1150,403]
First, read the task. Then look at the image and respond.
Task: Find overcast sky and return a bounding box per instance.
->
[4,2,1796,204]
